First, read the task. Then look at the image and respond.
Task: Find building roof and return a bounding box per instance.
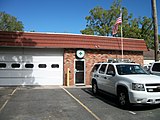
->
[0,31,147,51]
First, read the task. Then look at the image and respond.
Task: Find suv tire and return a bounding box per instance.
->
[92,81,98,95]
[117,88,130,109]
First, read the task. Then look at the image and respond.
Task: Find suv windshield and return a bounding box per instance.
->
[152,63,160,72]
[116,64,147,75]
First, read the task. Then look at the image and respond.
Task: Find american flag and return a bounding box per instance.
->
[112,15,122,35]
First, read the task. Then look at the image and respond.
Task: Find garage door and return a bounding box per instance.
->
[0,48,63,86]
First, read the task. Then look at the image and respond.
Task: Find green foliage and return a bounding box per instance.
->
[81,0,155,49]
[0,12,24,31]
[81,6,109,36]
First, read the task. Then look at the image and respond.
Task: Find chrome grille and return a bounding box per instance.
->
[147,88,160,92]
[145,84,160,92]
[145,84,160,86]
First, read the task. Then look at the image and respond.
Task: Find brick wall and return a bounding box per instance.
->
[64,49,144,86]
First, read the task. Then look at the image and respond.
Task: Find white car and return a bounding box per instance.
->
[150,62,160,76]
[91,62,160,108]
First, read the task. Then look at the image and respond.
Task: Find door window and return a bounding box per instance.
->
[99,64,107,74]
[76,61,84,70]
[106,64,115,75]
[75,60,85,84]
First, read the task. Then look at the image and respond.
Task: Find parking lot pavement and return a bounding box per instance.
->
[1,86,160,120]
[66,87,160,120]
[0,87,17,111]
[0,86,96,120]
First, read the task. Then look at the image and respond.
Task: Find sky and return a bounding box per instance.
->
[0,0,160,34]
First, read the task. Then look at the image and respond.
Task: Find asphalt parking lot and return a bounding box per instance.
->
[1,86,160,120]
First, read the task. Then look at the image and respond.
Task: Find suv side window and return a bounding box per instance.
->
[99,64,107,74]
[92,64,100,72]
[106,64,115,75]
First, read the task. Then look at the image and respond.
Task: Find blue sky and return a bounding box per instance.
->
[0,0,159,34]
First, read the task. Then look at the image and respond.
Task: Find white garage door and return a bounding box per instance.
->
[0,48,63,86]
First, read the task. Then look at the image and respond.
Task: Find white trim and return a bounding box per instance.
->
[74,59,85,85]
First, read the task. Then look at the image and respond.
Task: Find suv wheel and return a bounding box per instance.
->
[117,89,130,109]
[92,81,98,95]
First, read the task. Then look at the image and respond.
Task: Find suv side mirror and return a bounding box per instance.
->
[107,71,115,76]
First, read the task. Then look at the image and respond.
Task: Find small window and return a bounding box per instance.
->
[38,64,47,68]
[107,64,115,75]
[99,64,107,74]
[0,63,6,68]
[25,64,34,68]
[91,64,100,72]
[51,64,59,68]
[11,63,20,68]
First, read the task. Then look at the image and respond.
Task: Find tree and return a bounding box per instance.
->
[81,0,131,36]
[0,12,24,31]
[81,0,154,49]
[140,17,154,49]
[123,16,154,48]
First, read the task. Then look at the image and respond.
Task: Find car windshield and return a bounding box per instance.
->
[152,63,160,72]
[116,64,147,75]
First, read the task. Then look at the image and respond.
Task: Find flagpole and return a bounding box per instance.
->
[112,9,123,61]
[121,21,123,61]
[120,9,123,61]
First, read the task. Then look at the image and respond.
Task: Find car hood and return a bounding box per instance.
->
[151,72,160,76]
[121,74,160,83]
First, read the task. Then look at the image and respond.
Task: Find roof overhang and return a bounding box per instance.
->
[0,31,148,52]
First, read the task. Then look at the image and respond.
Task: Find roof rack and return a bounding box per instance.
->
[107,58,135,63]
